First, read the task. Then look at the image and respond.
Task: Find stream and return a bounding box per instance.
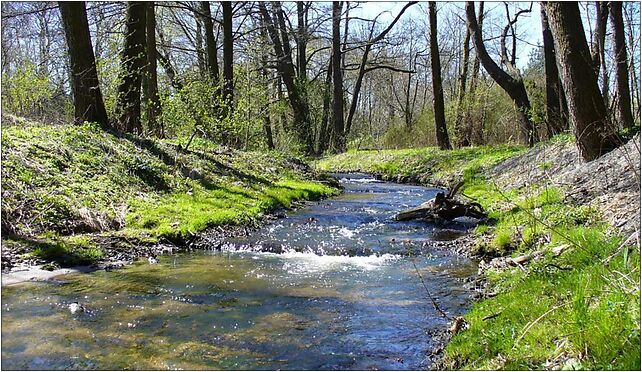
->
[1,174,477,370]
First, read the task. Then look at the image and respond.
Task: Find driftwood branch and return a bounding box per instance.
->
[395,181,487,222]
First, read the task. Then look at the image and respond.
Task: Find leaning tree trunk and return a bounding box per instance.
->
[609,1,635,131]
[429,2,451,150]
[540,3,568,137]
[465,1,535,147]
[330,1,345,153]
[115,1,147,134]
[59,1,109,129]
[544,2,620,161]
[145,1,163,137]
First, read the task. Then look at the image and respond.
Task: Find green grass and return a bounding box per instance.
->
[318,140,640,370]
[315,144,525,185]
[2,117,339,260]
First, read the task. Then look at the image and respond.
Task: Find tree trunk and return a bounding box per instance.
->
[465,1,535,146]
[454,24,471,147]
[545,2,620,161]
[429,2,451,150]
[195,16,205,75]
[591,2,609,103]
[540,3,568,137]
[145,2,163,137]
[465,1,484,145]
[58,1,109,129]
[115,1,147,134]
[296,2,307,81]
[609,1,635,130]
[259,24,274,150]
[200,1,219,82]
[221,1,233,106]
[258,2,314,155]
[317,57,333,155]
[331,1,345,153]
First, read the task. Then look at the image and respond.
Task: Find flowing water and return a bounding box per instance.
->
[1,174,477,370]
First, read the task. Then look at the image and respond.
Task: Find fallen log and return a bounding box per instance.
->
[394,182,487,222]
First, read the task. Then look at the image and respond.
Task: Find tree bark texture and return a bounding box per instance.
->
[115,1,147,134]
[545,2,620,161]
[59,1,109,129]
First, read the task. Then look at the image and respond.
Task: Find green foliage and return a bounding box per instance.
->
[161,67,275,151]
[1,62,64,120]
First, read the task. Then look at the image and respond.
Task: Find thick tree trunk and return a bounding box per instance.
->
[609,1,635,130]
[222,1,233,106]
[200,1,219,82]
[540,4,567,137]
[58,1,109,129]
[115,1,147,134]
[145,2,162,137]
[545,2,620,161]
[429,2,451,150]
[465,1,535,147]
[331,1,345,153]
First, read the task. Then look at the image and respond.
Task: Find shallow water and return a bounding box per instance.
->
[1,174,477,370]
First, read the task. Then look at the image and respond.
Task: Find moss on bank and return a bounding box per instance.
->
[1,118,338,266]
[317,142,640,370]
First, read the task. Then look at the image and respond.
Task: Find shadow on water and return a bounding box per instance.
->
[1,173,477,370]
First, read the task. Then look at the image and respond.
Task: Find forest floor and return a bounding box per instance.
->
[317,134,641,370]
[1,115,340,277]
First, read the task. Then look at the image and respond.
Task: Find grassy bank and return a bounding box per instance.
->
[1,118,339,267]
[317,142,640,370]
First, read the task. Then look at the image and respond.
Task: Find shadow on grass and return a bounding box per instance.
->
[117,133,274,198]
[3,234,100,268]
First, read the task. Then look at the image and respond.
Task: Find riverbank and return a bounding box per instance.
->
[1,116,340,277]
[317,135,641,370]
